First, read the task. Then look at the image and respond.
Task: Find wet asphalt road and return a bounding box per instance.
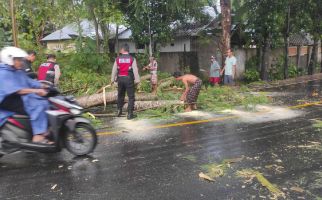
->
[1,81,322,200]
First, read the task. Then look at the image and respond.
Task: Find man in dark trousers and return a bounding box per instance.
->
[111,44,140,120]
[22,50,37,78]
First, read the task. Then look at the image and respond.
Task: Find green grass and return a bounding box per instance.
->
[82,112,103,128]
[313,120,322,129]
[198,86,269,111]
[137,104,184,119]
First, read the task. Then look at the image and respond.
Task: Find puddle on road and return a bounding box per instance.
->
[176,111,215,119]
[111,111,219,141]
[222,105,303,123]
[112,118,160,141]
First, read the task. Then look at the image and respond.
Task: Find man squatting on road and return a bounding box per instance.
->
[173,72,203,112]
[111,44,140,120]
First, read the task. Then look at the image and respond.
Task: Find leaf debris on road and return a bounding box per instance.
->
[236,169,285,199]
[199,172,215,182]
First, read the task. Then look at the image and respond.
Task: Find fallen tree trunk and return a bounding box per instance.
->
[141,74,151,81]
[123,100,182,111]
[77,91,158,108]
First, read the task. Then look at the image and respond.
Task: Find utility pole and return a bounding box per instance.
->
[9,0,18,47]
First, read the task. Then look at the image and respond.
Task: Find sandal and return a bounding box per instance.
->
[32,138,54,145]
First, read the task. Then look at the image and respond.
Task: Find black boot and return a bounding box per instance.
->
[117,109,123,117]
[127,112,137,120]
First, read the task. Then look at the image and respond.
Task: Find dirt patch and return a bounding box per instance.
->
[222,105,303,123]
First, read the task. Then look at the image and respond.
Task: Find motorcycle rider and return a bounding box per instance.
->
[0,47,52,144]
[111,44,140,120]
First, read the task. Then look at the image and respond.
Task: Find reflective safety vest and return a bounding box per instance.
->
[38,62,55,83]
[116,54,133,76]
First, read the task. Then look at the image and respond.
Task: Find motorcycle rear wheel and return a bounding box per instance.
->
[64,123,97,156]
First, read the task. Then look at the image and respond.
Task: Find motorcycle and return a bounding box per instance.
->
[0,84,97,158]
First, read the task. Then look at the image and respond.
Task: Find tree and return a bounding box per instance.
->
[0,1,12,47]
[17,0,58,46]
[122,0,205,56]
[280,0,309,79]
[84,0,124,53]
[305,0,322,74]
[240,0,284,80]
[220,0,231,54]
[9,0,18,47]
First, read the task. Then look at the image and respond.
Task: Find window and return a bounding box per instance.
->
[136,43,145,50]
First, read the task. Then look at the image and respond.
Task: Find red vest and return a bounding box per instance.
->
[38,62,55,81]
[116,55,133,76]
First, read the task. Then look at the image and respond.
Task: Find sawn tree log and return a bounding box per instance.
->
[123,100,183,111]
[77,91,158,108]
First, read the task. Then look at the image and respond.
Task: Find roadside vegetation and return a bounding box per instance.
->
[137,81,270,119]
[0,0,319,120]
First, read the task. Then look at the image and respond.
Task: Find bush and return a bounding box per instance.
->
[158,72,172,80]
[245,56,259,70]
[135,53,150,70]
[59,66,109,96]
[269,56,299,80]
[244,69,260,83]
[288,64,298,78]
[71,38,111,73]
[137,80,151,93]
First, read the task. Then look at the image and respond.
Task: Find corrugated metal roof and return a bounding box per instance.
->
[115,19,220,40]
[41,29,73,41]
[42,19,126,41]
[118,29,132,40]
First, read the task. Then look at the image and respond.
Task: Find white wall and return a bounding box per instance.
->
[117,40,139,53]
[46,40,76,51]
[116,37,191,54]
[234,49,246,79]
[159,38,191,53]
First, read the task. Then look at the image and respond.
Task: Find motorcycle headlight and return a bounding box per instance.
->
[70,109,82,115]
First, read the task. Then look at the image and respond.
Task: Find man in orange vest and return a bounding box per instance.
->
[111,44,140,120]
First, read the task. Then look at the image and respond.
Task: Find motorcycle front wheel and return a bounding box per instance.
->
[63,123,97,156]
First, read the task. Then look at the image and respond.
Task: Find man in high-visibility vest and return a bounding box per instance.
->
[111,44,140,120]
[38,54,61,86]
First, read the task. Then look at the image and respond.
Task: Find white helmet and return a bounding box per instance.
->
[0,46,28,66]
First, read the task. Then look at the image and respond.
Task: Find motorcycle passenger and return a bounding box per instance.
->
[0,47,52,144]
[38,54,61,86]
[111,44,140,120]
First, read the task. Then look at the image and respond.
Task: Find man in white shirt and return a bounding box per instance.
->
[221,49,237,85]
